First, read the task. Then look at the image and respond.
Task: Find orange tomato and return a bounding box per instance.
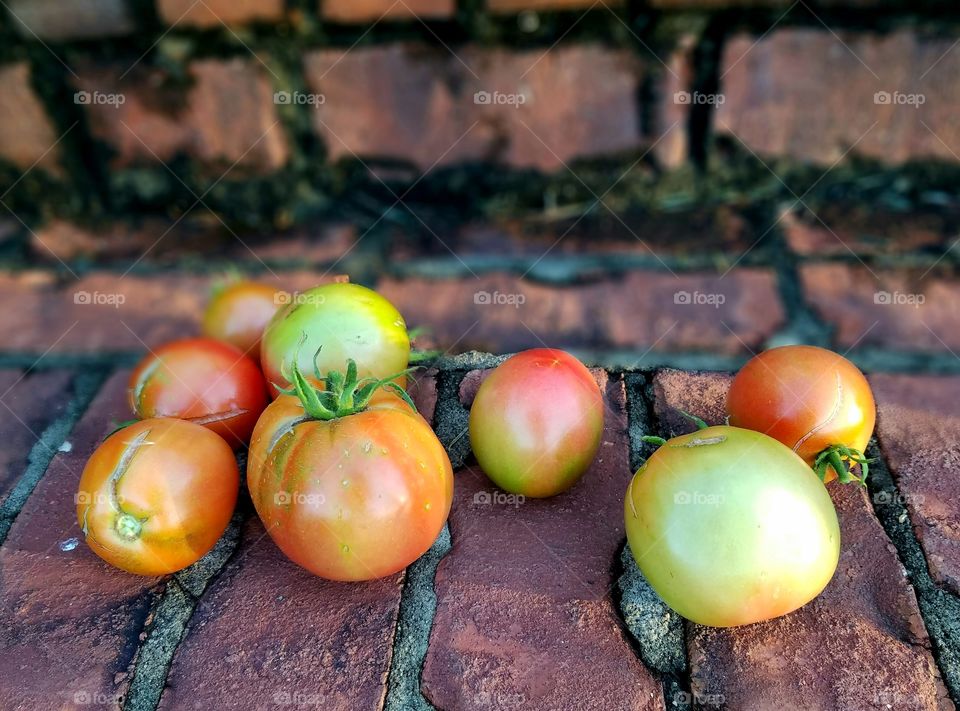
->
[727,345,876,483]
[77,418,239,575]
[129,338,267,447]
[203,281,283,360]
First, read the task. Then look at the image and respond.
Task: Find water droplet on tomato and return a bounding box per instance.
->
[341,544,350,554]
[341,479,349,487]
[424,502,432,511]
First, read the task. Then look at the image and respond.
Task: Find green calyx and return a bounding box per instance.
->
[641,410,710,449]
[814,443,872,486]
[276,347,417,421]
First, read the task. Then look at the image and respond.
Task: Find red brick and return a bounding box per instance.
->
[782,204,953,256]
[303,44,643,171]
[488,0,622,10]
[717,29,960,165]
[75,58,288,173]
[380,269,783,356]
[871,374,960,596]
[388,206,757,261]
[189,59,289,172]
[0,63,62,174]
[0,370,73,501]
[799,264,960,352]
[654,370,950,711]
[652,369,732,436]
[322,0,454,23]
[6,0,135,40]
[655,33,697,168]
[0,270,338,353]
[157,0,285,27]
[158,518,402,710]
[0,370,161,710]
[422,371,664,709]
[409,369,439,425]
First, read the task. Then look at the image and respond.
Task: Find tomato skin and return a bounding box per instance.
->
[727,345,876,482]
[247,392,453,581]
[469,349,604,498]
[260,283,409,397]
[77,418,239,576]
[128,338,267,448]
[624,426,840,627]
[202,281,282,359]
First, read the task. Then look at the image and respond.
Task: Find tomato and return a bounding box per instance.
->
[469,349,603,498]
[260,282,410,397]
[129,338,267,448]
[202,280,283,359]
[77,418,239,576]
[624,426,839,627]
[727,345,876,483]
[247,359,453,581]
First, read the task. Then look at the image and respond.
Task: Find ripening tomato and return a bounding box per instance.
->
[202,280,283,359]
[247,360,453,581]
[260,282,410,397]
[625,426,840,627]
[129,338,267,447]
[77,418,239,576]
[469,349,604,498]
[727,345,876,483]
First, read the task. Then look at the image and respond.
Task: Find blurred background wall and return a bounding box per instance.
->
[0,0,959,370]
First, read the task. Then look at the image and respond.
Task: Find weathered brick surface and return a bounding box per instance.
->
[0,271,333,353]
[487,0,622,10]
[800,264,960,352]
[782,204,954,256]
[388,206,757,262]
[158,518,403,711]
[422,371,664,710]
[871,373,960,596]
[0,370,161,710]
[0,63,62,174]
[0,370,73,501]
[158,0,286,27]
[5,0,135,40]
[717,29,960,165]
[654,370,951,711]
[380,269,783,356]
[321,0,455,22]
[188,59,289,172]
[303,44,643,171]
[75,58,288,173]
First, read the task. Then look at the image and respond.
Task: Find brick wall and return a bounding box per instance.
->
[2,1,960,237]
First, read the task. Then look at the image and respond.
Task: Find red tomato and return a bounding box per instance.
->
[77,418,239,576]
[202,281,283,360]
[469,349,604,498]
[727,345,876,483]
[247,360,453,581]
[129,338,267,447]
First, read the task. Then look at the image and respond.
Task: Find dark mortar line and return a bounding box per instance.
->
[0,367,109,545]
[382,526,450,711]
[620,372,692,711]
[763,205,835,349]
[383,366,471,711]
[685,12,727,169]
[0,352,142,370]
[124,502,249,711]
[864,441,960,705]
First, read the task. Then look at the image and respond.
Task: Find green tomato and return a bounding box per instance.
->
[624,425,840,627]
[260,283,410,396]
[469,349,604,498]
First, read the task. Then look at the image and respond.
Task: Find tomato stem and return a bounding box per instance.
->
[276,343,417,420]
[641,435,667,447]
[115,513,142,540]
[813,443,872,486]
[678,410,709,431]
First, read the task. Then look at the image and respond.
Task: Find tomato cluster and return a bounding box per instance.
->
[76,275,874,632]
[625,345,875,627]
